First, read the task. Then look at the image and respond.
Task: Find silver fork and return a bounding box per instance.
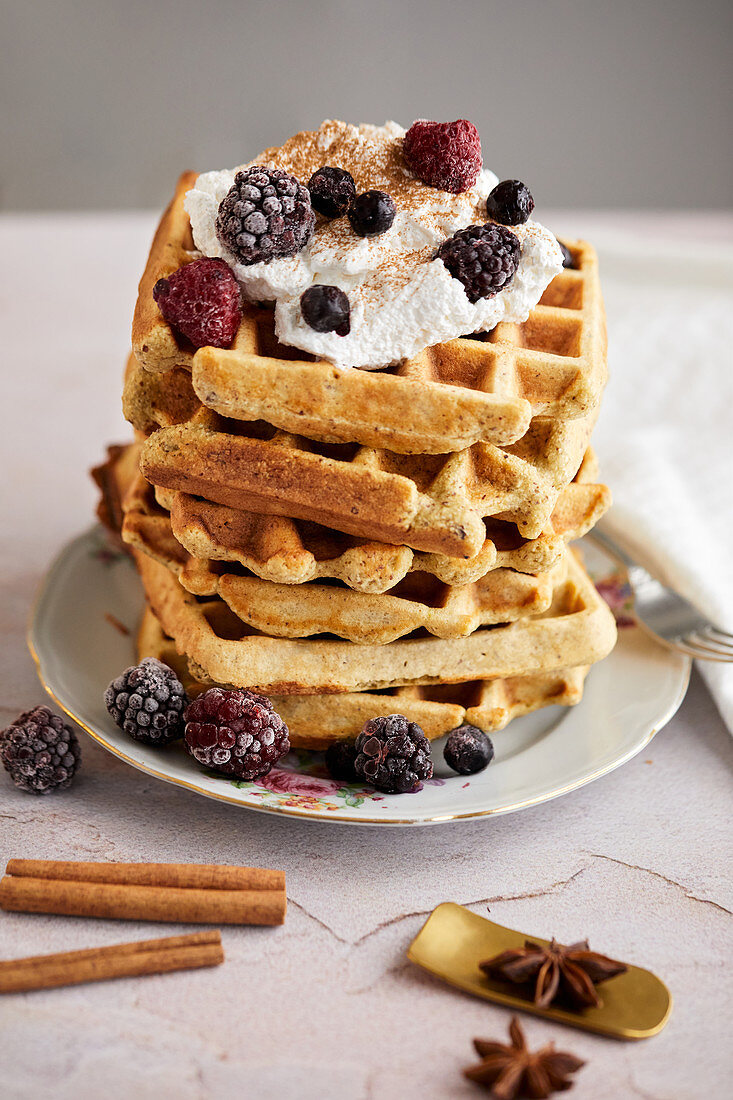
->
[591,527,733,663]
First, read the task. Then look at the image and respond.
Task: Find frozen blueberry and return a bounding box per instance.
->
[443,724,494,775]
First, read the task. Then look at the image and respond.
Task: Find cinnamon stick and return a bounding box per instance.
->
[6,859,285,893]
[0,930,223,993]
[0,876,286,926]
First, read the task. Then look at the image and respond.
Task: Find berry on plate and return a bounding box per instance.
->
[184,688,290,781]
[105,657,188,746]
[403,119,482,194]
[324,740,359,782]
[443,724,494,775]
[153,257,242,348]
[354,714,433,793]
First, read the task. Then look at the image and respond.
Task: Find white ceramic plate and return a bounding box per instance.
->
[29,528,690,826]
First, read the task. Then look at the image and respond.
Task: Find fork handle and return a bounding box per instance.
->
[592,527,674,600]
[590,527,639,570]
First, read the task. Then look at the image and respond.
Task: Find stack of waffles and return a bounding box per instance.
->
[95,174,617,750]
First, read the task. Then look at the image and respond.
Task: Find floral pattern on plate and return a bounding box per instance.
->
[228,762,385,812]
[593,568,635,627]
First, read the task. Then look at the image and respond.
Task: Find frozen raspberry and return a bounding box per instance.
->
[324,740,358,782]
[216,166,315,264]
[348,190,396,237]
[105,658,188,746]
[403,119,482,194]
[308,166,356,218]
[0,706,81,794]
[443,724,494,775]
[558,240,575,268]
[300,285,351,336]
[437,223,521,303]
[354,714,433,794]
[184,688,290,781]
[153,258,242,348]
[486,179,535,226]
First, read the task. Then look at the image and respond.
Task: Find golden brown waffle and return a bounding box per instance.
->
[123,356,201,434]
[125,481,568,644]
[193,559,566,645]
[132,174,606,454]
[133,547,616,695]
[130,349,597,557]
[193,243,605,454]
[125,356,606,562]
[131,172,199,375]
[118,440,608,592]
[138,606,590,748]
[140,404,597,555]
[91,444,143,549]
[169,478,608,587]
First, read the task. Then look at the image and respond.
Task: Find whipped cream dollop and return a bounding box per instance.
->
[185,121,563,370]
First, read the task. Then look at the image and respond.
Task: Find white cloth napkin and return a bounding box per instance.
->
[573,225,733,732]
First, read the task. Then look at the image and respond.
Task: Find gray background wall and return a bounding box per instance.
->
[2,0,732,211]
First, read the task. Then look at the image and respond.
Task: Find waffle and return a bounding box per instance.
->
[116,435,608,595]
[123,356,201,434]
[158,451,606,589]
[191,558,566,645]
[125,480,568,644]
[129,343,600,553]
[125,355,605,562]
[91,444,141,548]
[133,547,617,695]
[141,408,596,556]
[138,606,590,748]
[130,350,597,564]
[132,174,606,454]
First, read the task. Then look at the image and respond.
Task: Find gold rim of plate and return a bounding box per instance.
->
[407,903,672,1039]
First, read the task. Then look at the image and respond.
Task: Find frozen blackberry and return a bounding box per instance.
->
[0,706,81,794]
[324,740,358,782]
[437,223,521,303]
[403,119,482,194]
[443,724,494,775]
[308,166,356,218]
[486,179,535,226]
[300,285,351,336]
[216,166,315,264]
[184,687,290,781]
[152,258,242,348]
[105,658,188,746]
[558,240,575,268]
[348,190,396,238]
[354,714,433,794]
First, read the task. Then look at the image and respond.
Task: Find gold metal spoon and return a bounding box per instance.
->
[407,903,671,1040]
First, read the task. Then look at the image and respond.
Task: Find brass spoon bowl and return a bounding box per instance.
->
[407,903,671,1040]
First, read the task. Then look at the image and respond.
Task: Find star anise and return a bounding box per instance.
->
[464,1016,585,1098]
[480,938,627,1009]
